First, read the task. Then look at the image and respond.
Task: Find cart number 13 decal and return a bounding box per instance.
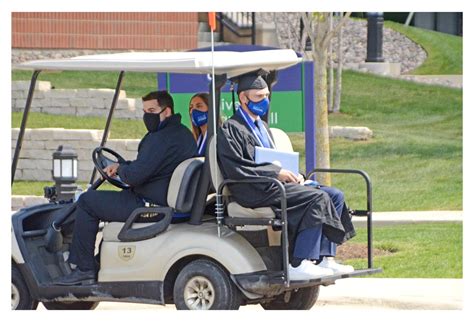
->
[118,245,136,261]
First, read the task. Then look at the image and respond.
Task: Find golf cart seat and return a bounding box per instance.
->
[269,127,294,152]
[103,157,204,242]
[209,130,298,247]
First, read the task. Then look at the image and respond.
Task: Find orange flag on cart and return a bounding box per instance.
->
[208,12,216,31]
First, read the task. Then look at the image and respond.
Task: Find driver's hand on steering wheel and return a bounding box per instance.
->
[103,163,120,178]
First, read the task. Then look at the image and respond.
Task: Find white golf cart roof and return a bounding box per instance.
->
[16,50,301,77]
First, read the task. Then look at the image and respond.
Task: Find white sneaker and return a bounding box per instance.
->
[318,257,354,274]
[289,259,333,281]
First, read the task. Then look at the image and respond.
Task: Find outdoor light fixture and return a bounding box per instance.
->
[45,145,78,202]
[53,145,78,181]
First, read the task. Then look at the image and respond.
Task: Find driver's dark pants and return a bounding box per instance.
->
[69,189,145,271]
[292,186,344,262]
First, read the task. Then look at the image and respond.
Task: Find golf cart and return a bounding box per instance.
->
[11,49,381,310]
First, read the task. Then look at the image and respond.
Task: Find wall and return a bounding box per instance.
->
[12,128,139,182]
[12,12,198,50]
[12,81,142,119]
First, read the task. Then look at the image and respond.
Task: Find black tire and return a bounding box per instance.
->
[42,301,99,310]
[12,265,38,310]
[260,286,320,310]
[173,259,241,310]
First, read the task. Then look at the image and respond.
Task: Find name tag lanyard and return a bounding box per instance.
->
[237,106,275,149]
[197,131,208,156]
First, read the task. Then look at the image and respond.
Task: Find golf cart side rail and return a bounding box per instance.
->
[306,168,374,269]
[216,177,290,287]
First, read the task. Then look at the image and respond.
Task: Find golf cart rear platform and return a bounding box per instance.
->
[233,268,383,297]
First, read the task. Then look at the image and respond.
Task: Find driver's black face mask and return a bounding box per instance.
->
[143,108,166,132]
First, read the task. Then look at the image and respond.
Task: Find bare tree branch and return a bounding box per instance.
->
[301,12,315,47]
[282,13,302,51]
[322,12,351,48]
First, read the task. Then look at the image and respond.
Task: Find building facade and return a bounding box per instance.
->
[12,12,198,50]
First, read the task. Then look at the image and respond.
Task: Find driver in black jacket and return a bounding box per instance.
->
[55,90,197,285]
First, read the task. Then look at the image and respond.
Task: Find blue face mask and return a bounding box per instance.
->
[191,109,208,127]
[246,97,270,117]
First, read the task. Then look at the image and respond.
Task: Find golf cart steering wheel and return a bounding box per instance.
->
[92,147,130,189]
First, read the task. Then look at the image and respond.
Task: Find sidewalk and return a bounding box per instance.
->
[352,210,463,227]
[316,277,463,310]
[398,75,462,88]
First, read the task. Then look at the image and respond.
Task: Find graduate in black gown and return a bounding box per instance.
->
[217,71,355,280]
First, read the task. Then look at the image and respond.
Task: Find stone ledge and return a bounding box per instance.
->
[11,195,49,211]
[12,80,51,91]
[12,128,105,141]
[330,126,373,141]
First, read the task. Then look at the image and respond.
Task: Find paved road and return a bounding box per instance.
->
[37,278,462,311]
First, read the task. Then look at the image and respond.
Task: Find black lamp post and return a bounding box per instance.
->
[49,145,78,202]
[366,12,385,63]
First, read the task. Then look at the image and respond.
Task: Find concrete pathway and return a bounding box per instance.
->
[352,210,462,227]
[316,278,462,310]
[398,75,462,88]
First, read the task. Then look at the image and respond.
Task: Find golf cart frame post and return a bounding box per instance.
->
[11,70,41,185]
[89,71,125,184]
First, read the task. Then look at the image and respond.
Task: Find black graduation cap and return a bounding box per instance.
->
[232,69,270,93]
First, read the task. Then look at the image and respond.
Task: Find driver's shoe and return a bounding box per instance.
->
[54,268,96,286]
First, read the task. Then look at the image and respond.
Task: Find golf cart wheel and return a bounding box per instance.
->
[12,265,38,310]
[260,285,320,310]
[173,259,241,310]
[42,301,99,310]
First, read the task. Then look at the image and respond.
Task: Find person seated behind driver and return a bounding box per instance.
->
[188,93,210,156]
[54,90,197,286]
[217,71,355,281]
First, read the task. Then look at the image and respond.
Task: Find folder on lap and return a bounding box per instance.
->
[255,146,299,175]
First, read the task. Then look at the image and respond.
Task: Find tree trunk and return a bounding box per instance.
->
[334,13,343,113]
[328,13,334,113]
[314,49,331,186]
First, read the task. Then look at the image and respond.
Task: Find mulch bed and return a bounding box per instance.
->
[336,243,393,261]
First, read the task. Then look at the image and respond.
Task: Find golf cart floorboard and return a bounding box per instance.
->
[36,280,164,304]
[233,268,382,296]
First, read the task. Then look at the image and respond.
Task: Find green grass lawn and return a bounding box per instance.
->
[343,223,462,278]
[12,181,120,196]
[12,70,462,211]
[11,112,148,139]
[385,21,463,75]
[12,70,158,98]
[294,70,462,211]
